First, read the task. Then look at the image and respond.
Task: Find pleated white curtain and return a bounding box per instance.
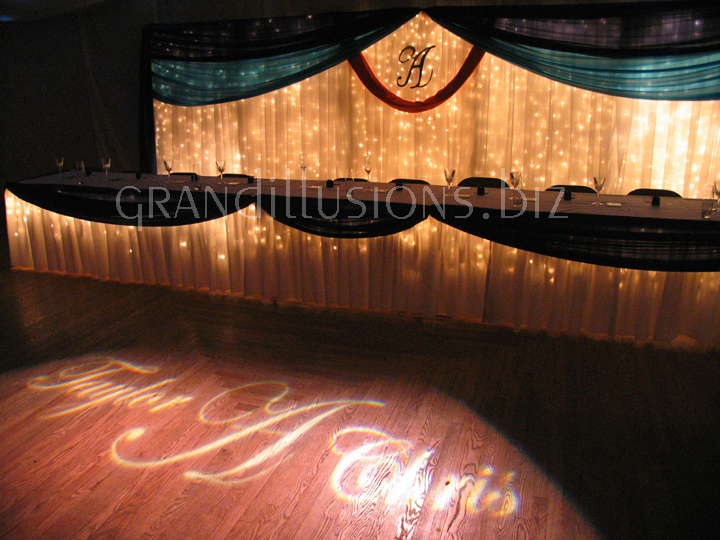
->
[11,13,715,345]
[154,13,720,196]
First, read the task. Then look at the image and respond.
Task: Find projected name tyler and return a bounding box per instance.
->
[27,358,193,418]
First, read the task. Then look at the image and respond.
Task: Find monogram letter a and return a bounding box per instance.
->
[397,45,435,88]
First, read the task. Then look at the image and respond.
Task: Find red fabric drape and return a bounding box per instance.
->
[348,46,485,113]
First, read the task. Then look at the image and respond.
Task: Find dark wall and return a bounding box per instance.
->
[0,0,429,185]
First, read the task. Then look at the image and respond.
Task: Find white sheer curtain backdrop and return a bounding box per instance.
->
[7,191,720,346]
[11,13,718,345]
[154,13,720,195]
[154,13,720,346]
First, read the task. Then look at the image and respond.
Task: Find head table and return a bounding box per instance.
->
[6,172,720,346]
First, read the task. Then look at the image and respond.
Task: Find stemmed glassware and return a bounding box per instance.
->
[101,157,111,176]
[163,159,173,175]
[55,157,64,177]
[444,168,455,187]
[703,185,715,218]
[299,153,307,181]
[510,171,523,207]
[363,153,372,181]
[216,159,226,179]
[593,176,606,205]
[713,181,720,210]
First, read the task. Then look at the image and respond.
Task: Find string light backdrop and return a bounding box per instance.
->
[11,13,720,346]
[155,13,720,195]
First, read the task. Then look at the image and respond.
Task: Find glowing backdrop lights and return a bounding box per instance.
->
[154,12,720,197]
[8,189,720,345]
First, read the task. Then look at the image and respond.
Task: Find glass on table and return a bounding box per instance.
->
[55,157,64,177]
[299,153,307,181]
[101,157,111,176]
[510,171,523,207]
[216,159,226,179]
[363,153,372,181]
[703,185,716,218]
[593,176,606,205]
[702,199,714,219]
[163,159,173,175]
[444,169,455,187]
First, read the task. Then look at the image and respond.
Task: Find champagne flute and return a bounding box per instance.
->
[55,157,64,177]
[216,159,226,179]
[101,157,111,176]
[364,153,372,181]
[444,168,455,187]
[163,159,173,175]
[299,153,307,181]
[593,176,606,205]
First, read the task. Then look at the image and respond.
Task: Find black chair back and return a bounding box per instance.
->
[546,184,597,194]
[458,177,509,189]
[627,188,681,197]
[391,179,430,185]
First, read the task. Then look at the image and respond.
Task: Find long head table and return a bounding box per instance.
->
[7,172,720,272]
[6,172,720,346]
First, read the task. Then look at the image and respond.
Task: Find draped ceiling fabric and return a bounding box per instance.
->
[128,2,720,344]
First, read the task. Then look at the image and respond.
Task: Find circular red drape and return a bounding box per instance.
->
[348,46,485,113]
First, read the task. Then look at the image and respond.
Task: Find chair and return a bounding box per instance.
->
[627,188,681,198]
[391,179,430,185]
[458,177,509,189]
[546,184,596,194]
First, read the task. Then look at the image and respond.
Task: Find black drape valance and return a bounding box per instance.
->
[145,2,720,104]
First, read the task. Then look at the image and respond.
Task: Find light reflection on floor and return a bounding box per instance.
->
[3,353,601,539]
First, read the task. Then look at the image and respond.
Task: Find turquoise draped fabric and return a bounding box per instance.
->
[426,3,720,101]
[153,36,384,106]
[451,37,720,101]
[148,3,720,106]
[150,10,416,106]
[142,3,720,169]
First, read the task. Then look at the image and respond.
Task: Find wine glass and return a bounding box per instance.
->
[713,181,720,210]
[593,176,606,205]
[163,159,173,175]
[216,159,226,179]
[510,171,523,207]
[444,169,455,187]
[363,153,372,181]
[703,185,715,218]
[101,157,111,176]
[55,157,64,177]
[299,153,307,181]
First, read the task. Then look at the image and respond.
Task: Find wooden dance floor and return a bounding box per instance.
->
[1,224,719,539]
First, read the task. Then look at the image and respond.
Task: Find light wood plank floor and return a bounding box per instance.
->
[0,226,719,538]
